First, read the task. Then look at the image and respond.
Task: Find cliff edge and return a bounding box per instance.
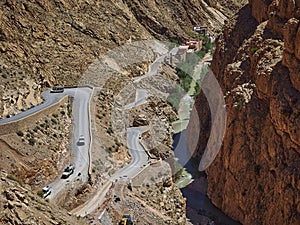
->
[188,0,300,224]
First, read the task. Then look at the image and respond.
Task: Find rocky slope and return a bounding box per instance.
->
[0,0,245,118]
[188,0,300,224]
[0,171,87,225]
[0,100,72,187]
[0,0,247,224]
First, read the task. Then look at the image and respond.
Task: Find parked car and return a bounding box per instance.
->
[77,135,85,146]
[61,164,75,179]
[50,87,64,93]
[42,185,52,198]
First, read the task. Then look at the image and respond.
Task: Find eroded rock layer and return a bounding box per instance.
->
[188,1,300,224]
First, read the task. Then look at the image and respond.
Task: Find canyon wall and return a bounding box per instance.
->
[188,0,300,224]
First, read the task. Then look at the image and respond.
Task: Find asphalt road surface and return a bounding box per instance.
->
[48,87,92,200]
[133,47,178,83]
[124,89,149,110]
[0,87,93,200]
[72,127,150,217]
[0,90,61,124]
[113,127,150,179]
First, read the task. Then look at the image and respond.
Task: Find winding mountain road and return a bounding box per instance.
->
[0,90,62,125]
[72,46,176,217]
[72,127,150,217]
[1,44,177,218]
[48,88,92,200]
[0,87,93,200]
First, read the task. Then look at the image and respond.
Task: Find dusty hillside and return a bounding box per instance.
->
[0,0,246,119]
[0,99,72,187]
[188,0,300,224]
[0,0,247,224]
[0,171,88,225]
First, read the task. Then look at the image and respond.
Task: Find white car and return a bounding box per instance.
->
[77,135,85,146]
[42,186,51,198]
[61,164,74,179]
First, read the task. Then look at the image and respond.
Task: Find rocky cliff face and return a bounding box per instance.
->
[188,0,300,224]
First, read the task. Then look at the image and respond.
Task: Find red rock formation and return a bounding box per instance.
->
[188,1,300,224]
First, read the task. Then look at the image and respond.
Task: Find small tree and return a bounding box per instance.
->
[16,131,24,137]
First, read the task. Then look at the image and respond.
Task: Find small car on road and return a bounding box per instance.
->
[42,185,52,198]
[77,135,85,146]
[61,164,75,179]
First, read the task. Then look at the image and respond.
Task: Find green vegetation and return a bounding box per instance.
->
[168,39,180,50]
[16,130,24,137]
[28,137,36,146]
[199,33,215,53]
[167,87,185,112]
[235,99,243,110]
[51,118,57,124]
[174,33,214,96]
[67,101,72,117]
[107,126,113,135]
[176,55,199,93]
[37,190,44,198]
[174,167,185,181]
[250,47,258,55]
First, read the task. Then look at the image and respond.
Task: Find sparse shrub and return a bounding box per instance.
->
[250,47,258,55]
[28,138,36,146]
[234,99,243,110]
[107,127,113,134]
[51,118,57,124]
[67,103,72,117]
[37,190,44,198]
[16,130,24,137]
